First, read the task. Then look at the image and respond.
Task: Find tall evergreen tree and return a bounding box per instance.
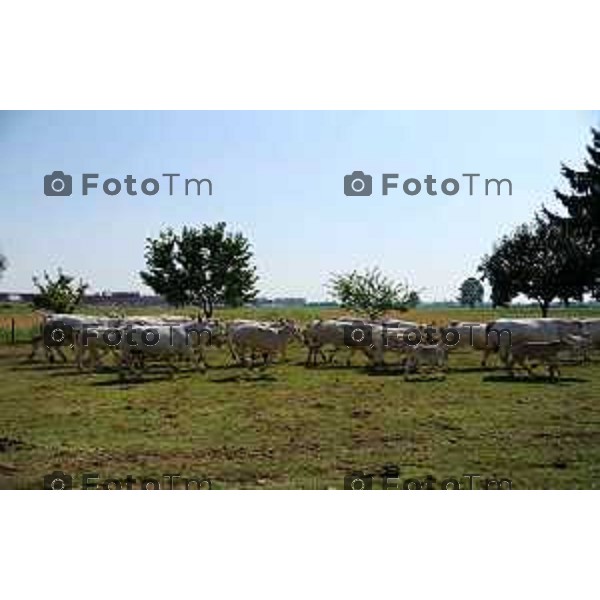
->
[546,127,600,298]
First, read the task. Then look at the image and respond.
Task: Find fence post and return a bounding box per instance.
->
[11,318,15,344]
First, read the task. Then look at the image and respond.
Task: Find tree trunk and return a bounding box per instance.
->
[199,298,209,320]
[539,300,550,317]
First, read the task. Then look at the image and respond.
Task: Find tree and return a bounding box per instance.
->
[0,252,6,281]
[478,217,585,317]
[140,222,258,318]
[457,277,484,308]
[544,127,600,298]
[405,290,421,309]
[328,267,419,320]
[32,269,88,313]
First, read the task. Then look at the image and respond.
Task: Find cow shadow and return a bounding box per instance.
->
[90,373,189,387]
[449,365,499,373]
[365,368,403,377]
[11,362,69,373]
[483,374,588,384]
[368,368,448,382]
[308,362,373,371]
[210,372,278,384]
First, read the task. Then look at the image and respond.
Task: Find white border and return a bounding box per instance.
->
[2,492,597,598]
[1,0,599,109]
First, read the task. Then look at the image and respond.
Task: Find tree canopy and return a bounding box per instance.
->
[32,269,89,313]
[140,222,259,318]
[478,217,585,316]
[457,277,484,308]
[328,267,419,320]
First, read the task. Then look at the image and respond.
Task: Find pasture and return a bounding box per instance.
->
[1,305,600,489]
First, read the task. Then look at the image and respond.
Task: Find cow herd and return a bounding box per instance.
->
[27,312,600,381]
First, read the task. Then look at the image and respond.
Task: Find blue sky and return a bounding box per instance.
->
[0,110,597,301]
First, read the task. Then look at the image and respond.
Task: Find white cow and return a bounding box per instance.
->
[579,319,600,349]
[303,319,376,367]
[367,326,415,367]
[229,321,301,366]
[486,318,585,364]
[76,325,123,370]
[226,319,282,362]
[403,344,449,379]
[446,322,496,366]
[304,320,420,368]
[119,322,215,377]
[30,313,120,363]
[503,337,584,381]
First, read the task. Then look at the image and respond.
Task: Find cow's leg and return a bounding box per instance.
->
[263,351,273,367]
[312,347,321,366]
[480,348,489,367]
[124,348,143,380]
[404,357,416,380]
[346,347,360,367]
[29,335,43,361]
[119,350,130,381]
[305,347,314,367]
[504,355,514,377]
[239,346,251,368]
[76,342,87,371]
[55,346,68,363]
[235,344,246,366]
[196,346,207,373]
[304,347,311,367]
[168,355,177,379]
[521,358,534,378]
[46,346,56,363]
[440,354,449,372]
[248,350,257,368]
[81,346,93,372]
[308,346,327,367]
[90,346,104,372]
[326,348,337,364]
[226,337,239,364]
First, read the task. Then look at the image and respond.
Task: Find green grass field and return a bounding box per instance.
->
[1,306,600,489]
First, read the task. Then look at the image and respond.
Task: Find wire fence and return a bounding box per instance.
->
[0,317,41,345]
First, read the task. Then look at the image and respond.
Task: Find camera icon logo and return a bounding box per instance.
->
[344,472,373,490]
[43,471,73,490]
[43,321,74,347]
[343,324,373,348]
[44,171,73,196]
[344,171,372,196]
